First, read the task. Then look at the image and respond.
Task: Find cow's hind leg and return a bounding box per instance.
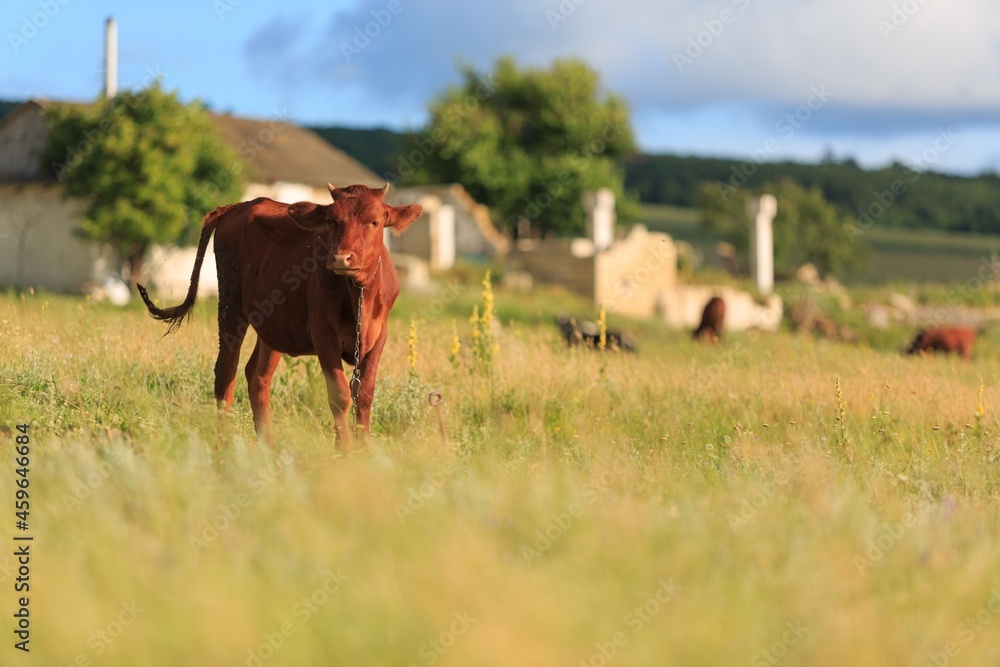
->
[215,313,247,442]
[215,259,245,417]
[246,339,282,444]
[215,331,246,413]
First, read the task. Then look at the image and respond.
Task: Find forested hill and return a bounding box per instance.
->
[308,125,414,183]
[307,123,1000,235]
[624,153,1000,234]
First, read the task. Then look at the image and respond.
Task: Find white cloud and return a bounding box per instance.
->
[245,0,1000,163]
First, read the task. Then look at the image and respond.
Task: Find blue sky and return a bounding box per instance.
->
[4,0,1000,175]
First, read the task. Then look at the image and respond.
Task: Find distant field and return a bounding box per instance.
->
[640,203,1000,284]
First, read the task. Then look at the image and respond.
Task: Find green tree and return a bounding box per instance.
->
[698,178,867,280]
[41,81,244,287]
[411,57,636,237]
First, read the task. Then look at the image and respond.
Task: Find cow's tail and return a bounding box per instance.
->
[137,205,234,335]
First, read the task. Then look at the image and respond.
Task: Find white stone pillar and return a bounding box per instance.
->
[748,194,777,295]
[432,204,456,270]
[584,188,615,251]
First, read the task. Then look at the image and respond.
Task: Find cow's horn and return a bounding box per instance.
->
[327,183,338,200]
[377,183,390,199]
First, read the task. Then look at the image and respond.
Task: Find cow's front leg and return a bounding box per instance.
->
[354,326,388,441]
[246,339,282,445]
[321,363,352,450]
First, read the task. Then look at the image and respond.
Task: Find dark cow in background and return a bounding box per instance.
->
[556,314,636,352]
[138,183,421,447]
[904,327,977,360]
[693,296,725,343]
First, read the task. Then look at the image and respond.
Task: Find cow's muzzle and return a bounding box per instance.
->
[327,253,357,274]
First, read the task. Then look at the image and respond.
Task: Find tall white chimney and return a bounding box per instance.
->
[104,17,117,98]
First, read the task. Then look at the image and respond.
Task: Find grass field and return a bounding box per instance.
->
[2,281,1000,666]
[640,203,1000,285]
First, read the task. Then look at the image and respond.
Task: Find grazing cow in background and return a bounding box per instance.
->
[138,183,421,447]
[555,314,637,352]
[693,296,725,343]
[904,327,977,360]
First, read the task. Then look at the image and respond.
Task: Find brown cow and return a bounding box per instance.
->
[904,327,977,360]
[692,296,725,343]
[138,183,421,446]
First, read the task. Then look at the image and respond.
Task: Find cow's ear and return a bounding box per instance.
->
[386,204,422,236]
[288,202,327,230]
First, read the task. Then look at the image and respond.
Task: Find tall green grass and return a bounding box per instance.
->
[1,286,999,666]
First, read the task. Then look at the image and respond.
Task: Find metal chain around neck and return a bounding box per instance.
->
[349,284,364,413]
[349,256,380,421]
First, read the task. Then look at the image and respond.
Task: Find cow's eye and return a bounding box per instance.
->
[371,220,379,227]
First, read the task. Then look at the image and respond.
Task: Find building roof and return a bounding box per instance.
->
[0,99,382,188]
[209,113,382,189]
